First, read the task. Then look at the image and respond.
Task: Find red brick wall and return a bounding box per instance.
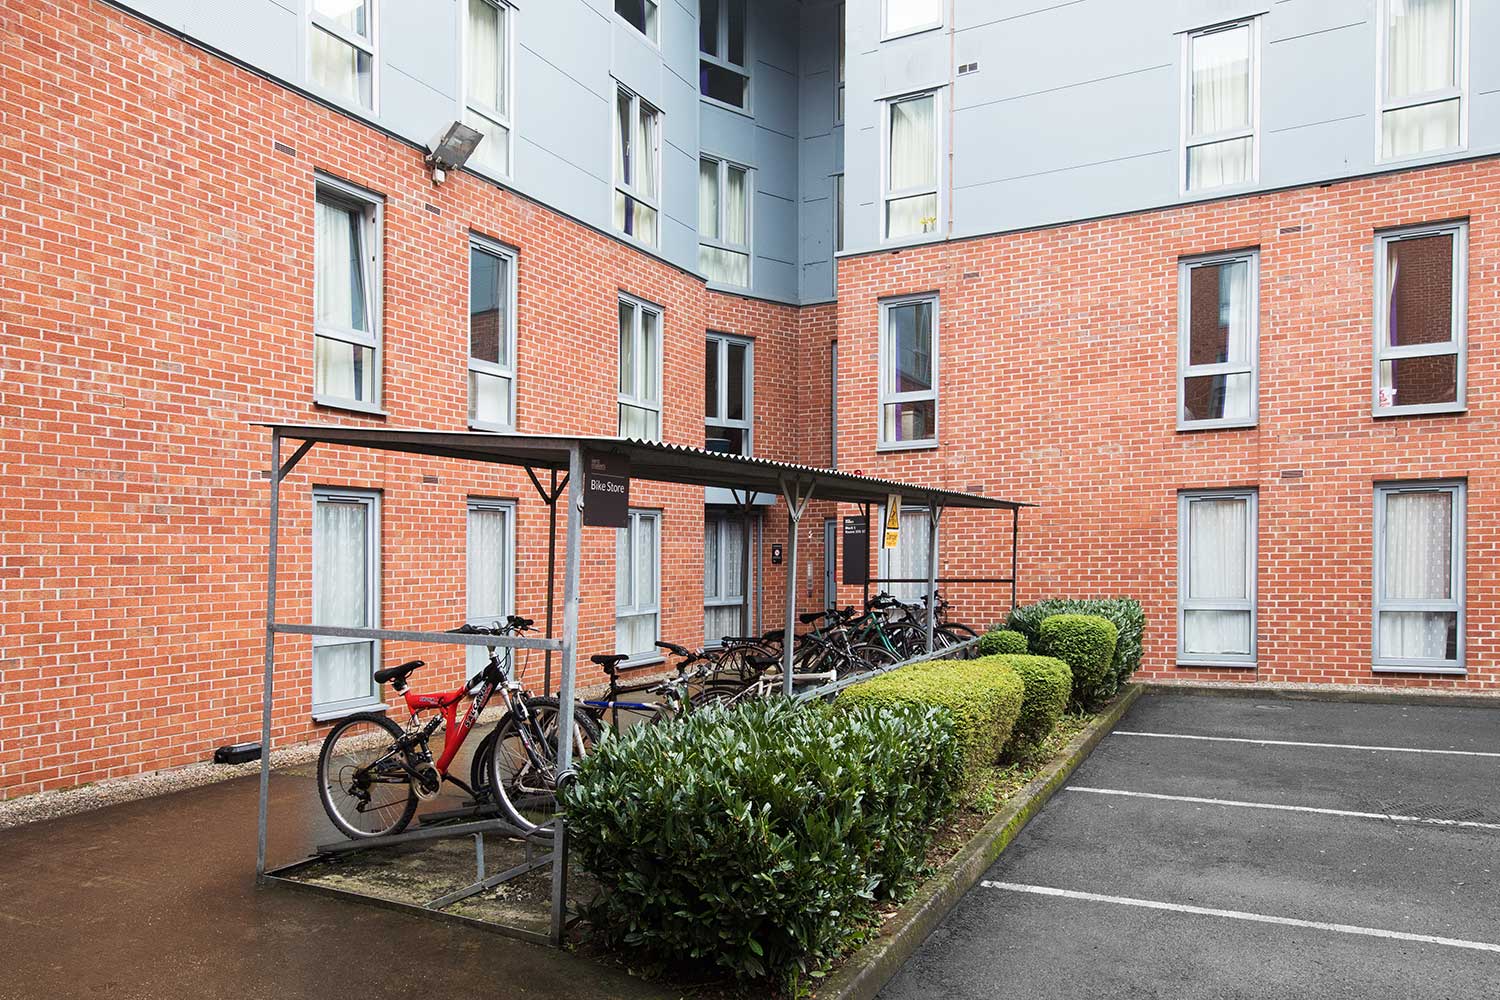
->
[0,0,801,797]
[832,159,1499,690]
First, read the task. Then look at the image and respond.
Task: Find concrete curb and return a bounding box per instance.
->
[1141,680,1500,709]
[816,683,1144,1000]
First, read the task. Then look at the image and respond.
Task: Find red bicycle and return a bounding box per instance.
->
[316,617,600,839]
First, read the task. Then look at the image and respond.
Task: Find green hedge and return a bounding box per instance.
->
[561,700,963,989]
[978,629,1029,656]
[1037,614,1118,708]
[841,655,1024,784]
[1006,598,1144,688]
[988,654,1072,757]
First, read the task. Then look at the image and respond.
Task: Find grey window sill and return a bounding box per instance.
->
[312,701,389,723]
[1372,663,1466,676]
[314,396,388,418]
[1373,405,1467,419]
[1177,420,1258,433]
[1176,659,1256,670]
[877,440,939,453]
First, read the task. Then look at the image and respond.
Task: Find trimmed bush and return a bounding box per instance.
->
[841,655,1025,784]
[978,629,1029,656]
[1037,614,1118,708]
[1006,598,1144,687]
[989,654,1072,757]
[562,699,963,989]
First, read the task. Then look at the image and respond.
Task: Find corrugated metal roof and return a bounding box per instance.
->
[258,424,1033,510]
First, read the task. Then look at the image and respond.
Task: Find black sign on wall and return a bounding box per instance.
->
[842,515,870,585]
[582,451,630,527]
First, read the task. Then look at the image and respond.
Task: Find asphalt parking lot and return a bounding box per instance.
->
[880,692,1500,1000]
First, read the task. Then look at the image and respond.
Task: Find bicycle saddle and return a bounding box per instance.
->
[373,659,424,685]
[591,653,630,675]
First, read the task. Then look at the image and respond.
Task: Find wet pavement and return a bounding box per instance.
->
[0,764,667,1000]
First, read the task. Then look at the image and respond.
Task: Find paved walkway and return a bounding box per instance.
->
[0,768,666,1000]
[879,693,1500,999]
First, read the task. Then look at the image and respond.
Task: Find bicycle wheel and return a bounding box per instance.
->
[937,623,980,658]
[318,712,419,839]
[487,697,601,835]
[847,642,901,677]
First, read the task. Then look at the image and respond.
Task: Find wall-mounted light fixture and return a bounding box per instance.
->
[424,121,484,184]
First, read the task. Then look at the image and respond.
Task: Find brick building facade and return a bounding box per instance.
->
[1,0,1496,800]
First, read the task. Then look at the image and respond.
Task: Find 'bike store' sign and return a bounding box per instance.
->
[583,451,630,527]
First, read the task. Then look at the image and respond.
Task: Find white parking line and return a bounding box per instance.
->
[980,882,1500,954]
[1066,786,1500,831]
[1112,730,1500,759]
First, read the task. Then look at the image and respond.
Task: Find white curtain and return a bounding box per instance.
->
[313,501,372,706]
[467,0,505,112]
[699,160,720,240]
[704,517,747,644]
[886,0,940,35]
[615,91,631,185]
[615,515,659,658]
[725,166,747,245]
[1380,489,1455,658]
[1219,261,1252,419]
[467,506,510,668]
[1384,0,1459,157]
[316,200,365,333]
[636,105,658,198]
[885,509,932,604]
[1184,497,1251,655]
[1188,25,1252,189]
[888,95,937,237]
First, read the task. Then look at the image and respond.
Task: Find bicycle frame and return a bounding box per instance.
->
[401,668,509,777]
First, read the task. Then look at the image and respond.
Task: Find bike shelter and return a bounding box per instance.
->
[254,424,1030,945]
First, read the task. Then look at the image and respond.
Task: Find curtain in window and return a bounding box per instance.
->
[888,95,937,236]
[1380,491,1454,658]
[699,160,720,240]
[316,201,366,333]
[1384,0,1459,157]
[467,506,509,668]
[886,0,940,34]
[884,509,931,604]
[1219,261,1252,418]
[467,0,504,112]
[313,501,372,707]
[636,105,658,199]
[725,167,747,245]
[1188,26,1252,188]
[704,517,747,644]
[1183,497,1251,654]
[615,515,659,658]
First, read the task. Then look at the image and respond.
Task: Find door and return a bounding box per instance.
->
[824,517,838,611]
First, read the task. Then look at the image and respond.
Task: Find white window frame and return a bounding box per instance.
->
[698,155,753,288]
[882,0,943,41]
[615,0,660,46]
[616,508,663,666]
[1377,0,1469,162]
[1177,249,1260,431]
[1179,18,1260,195]
[880,89,945,243]
[1373,221,1468,417]
[878,292,939,450]
[466,497,516,670]
[467,234,519,431]
[613,84,662,249]
[699,0,751,113]
[314,175,383,414]
[311,488,382,719]
[618,293,664,440]
[1177,489,1257,669]
[308,0,378,112]
[1373,480,1466,674]
[705,331,754,455]
[704,511,750,647]
[462,0,515,179]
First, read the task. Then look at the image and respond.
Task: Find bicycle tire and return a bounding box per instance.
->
[487,697,601,835]
[937,623,980,658]
[848,642,901,677]
[317,712,419,840]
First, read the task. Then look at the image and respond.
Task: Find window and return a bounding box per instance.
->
[835,3,845,122]
[884,0,941,38]
[309,0,375,110]
[616,509,661,663]
[618,295,662,439]
[704,512,748,645]
[613,86,661,248]
[705,332,752,454]
[879,506,935,604]
[883,91,941,240]
[1375,482,1465,672]
[833,173,845,253]
[314,178,382,411]
[312,489,380,716]
[1178,250,1258,429]
[1177,490,1256,667]
[466,499,514,671]
[1374,222,1467,415]
[1380,0,1466,160]
[616,0,658,43]
[699,157,752,287]
[468,236,517,430]
[700,0,749,110]
[465,0,513,176]
[1183,20,1257,192]
[879,293,937,448]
